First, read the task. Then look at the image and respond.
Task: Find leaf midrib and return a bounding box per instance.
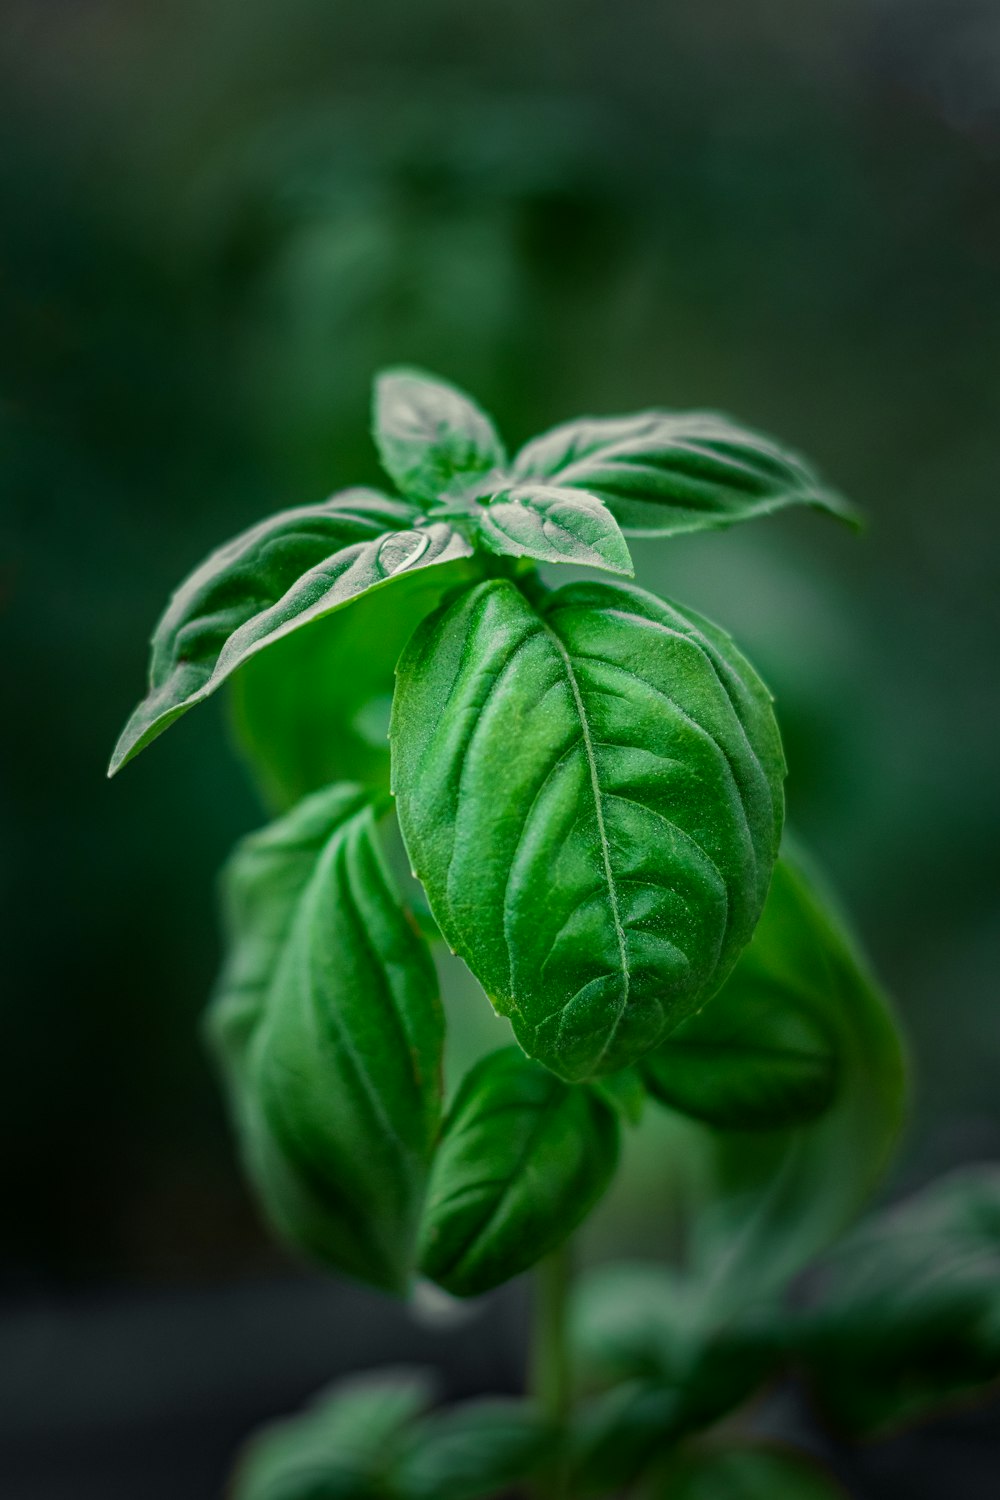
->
[539,615,630,1069]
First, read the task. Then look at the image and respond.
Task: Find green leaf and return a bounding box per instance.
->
[513,411,858,537]
[207,784,444,1293]
[641,947,839,1130]
[567,1264,780,1492]
[418,1046,619,1297]
[389,1398,553,1500]
[476,483,633,575]
[231,1368,433,1500]
[572,1263,777,1395]
[230,558,478,811]
[109,489,472,774]
[391,577,784,1082]
[652,849,907,1318]
[591,1067,647,1126]
[374,368,505,506]
[650,1442,848,1500]
[568,1384,684,1497]
[795,1165,1000,1435]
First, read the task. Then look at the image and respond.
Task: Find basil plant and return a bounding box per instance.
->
[111,372,1000,1499]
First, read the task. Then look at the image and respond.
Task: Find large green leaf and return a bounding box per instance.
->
[109,489,471,774]
[207,784,444,1293]
[391,577,784,1081]
[795,1165,1000,1435]
[654,850,907,1319]
[388,1399,552,1500]
[513,411,857,537]
[231,1369,433,1500]
[374,368,505,506]
[650,1442,847,1500]
[641,940,839,1130]
[229,558,477,811]
[418,1047,619,1297]
[476,483,633,575]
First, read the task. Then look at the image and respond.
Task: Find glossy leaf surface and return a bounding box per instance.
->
[392,577,784,1081]
[513,411,857,537]
[232,1369,432,1500]
[642,940,839,1130]
[652,1443,847,1500]
[654,850,906,1318]
[208,785,443,1293]
[418,1047,619,1296]
[110,490,471,774]
[374,368,505,506]
[797,1165,1000,1435]
[230,558,477,810]
[476,483,633,575]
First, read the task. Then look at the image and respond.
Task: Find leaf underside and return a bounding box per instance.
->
[109,489,471,774]
[391,577,784,1082]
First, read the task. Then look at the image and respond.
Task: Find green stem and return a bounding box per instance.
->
[531,1241,573,1498]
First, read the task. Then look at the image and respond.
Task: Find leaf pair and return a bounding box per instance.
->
[110,367,852,778]
[209,782,620,1296]
[375,368,856,574]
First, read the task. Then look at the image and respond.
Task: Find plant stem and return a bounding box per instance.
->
[531,1241,573,1498]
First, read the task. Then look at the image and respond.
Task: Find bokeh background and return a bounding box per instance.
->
[2,1,999,1496]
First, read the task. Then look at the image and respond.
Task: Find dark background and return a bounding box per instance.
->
[2,1,999,1495]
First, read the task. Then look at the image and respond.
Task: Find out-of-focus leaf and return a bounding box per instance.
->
[391,577,784,1082]
[418,1047,619,1297]
[655,849,907,1319]
[388,1398,553,1499]
[476,483,634,575]
[649,1441,848,1500]
[373,368,505,506]
[229,558,477,810]
[231,1369,433,1500]
[207,784,443,1293]
[591,1067,647,1126]
[567,1263,779,1492]
[568,1383,684,1497]
[795,1165,1000,1435]
[513,411,858,536]
[109,489,472,774]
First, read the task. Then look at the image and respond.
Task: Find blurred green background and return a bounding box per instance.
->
[1,0,999,1487]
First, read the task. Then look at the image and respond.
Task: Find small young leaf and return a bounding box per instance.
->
[476,483,634,575]
[230,558,477,811]
[650,849,907,1320]
[231,1368,433,1500]
[795,1165,1000,1436]
[641,967,839,1130]
[418,1047,619,1297]
[513,411,858,537]
[109,490,471,774]
[207,784,444,1293]
[391,577,784,1081]
[389,1398,553,1500]
[651,1442,848,1500]
[374,368,506,506]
